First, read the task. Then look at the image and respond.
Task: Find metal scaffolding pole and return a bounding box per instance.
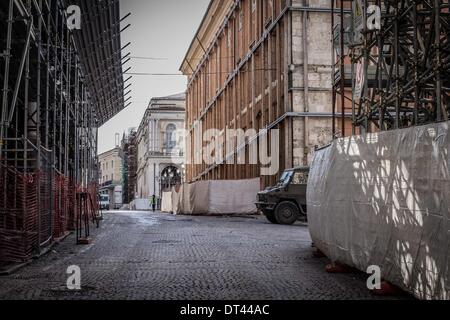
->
[332,0,450,135]
[0,0,125,263]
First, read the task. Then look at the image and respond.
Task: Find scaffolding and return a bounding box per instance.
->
[332,0,450,136]
[0,0,125,263]
[181,0,335,188]
[120,129,137,205]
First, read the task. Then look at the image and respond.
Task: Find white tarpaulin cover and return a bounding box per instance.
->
[130,199,150,211]
[307,122,450,300]
[172,179,260,215]
[161,192,173,213]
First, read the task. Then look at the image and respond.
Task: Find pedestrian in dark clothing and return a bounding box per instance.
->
[150,195,156,212]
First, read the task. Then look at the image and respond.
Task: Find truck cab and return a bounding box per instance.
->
[113,185,123,210]
[99,194,110,211]
[255,167,309,225]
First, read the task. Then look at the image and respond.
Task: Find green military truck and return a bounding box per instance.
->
[255,167,309,225]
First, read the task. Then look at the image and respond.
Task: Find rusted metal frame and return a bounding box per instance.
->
[187,0,288,89]
[192,109,348,181]
[339,0,346,136]
[284,0,293,169]
[375,0,385,131]
[188,4,292,134]
[331,0,336,137]
[350,1,449,132]
[301,0,309,165]
[350,12,356,137]
[186,1,288,180]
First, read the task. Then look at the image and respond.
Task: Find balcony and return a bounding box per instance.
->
[146,144,184,158]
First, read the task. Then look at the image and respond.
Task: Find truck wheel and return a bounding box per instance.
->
[264,211,278,224]
[300,205,307,215]
[275,201,299,225]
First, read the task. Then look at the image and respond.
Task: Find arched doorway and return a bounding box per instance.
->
[160,165,182,192]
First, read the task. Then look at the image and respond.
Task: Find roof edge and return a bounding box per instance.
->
[179,0,215,73]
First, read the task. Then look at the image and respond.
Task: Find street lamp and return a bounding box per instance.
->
[169,171,174,190]
[181,164,186,184]
[163,172,168,191]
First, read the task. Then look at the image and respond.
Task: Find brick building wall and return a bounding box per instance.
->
[181,0,334,188]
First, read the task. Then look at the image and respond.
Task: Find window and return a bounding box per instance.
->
[111,160,114,168]
[165,124,177,150]
[239,10,243,31]
[292,172,309,185]
[278,171,293,186]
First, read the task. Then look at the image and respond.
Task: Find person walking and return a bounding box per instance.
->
[150,194,156,212]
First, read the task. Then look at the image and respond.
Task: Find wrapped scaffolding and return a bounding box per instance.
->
[317,0,450,299]
[0,0,126,263]
[332,0,450,136]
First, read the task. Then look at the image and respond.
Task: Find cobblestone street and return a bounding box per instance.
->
[0,211,410,300]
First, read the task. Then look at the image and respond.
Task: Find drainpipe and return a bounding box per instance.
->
[302,0,310,166]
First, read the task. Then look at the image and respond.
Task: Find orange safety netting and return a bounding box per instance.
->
[0,165,39,263]
[0,164,99,263]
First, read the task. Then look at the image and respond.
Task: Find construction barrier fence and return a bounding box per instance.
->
[0,163,99,264]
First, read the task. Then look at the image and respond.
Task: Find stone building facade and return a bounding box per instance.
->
[99,147,122,186]
[136,93,186,201]
[98,147,123,209]
[180,0,334,188]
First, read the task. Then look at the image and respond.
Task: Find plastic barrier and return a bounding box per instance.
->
[307,122,450,300]
[173,179,260,215]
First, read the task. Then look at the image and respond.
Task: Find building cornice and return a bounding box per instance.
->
[180,0,233,75]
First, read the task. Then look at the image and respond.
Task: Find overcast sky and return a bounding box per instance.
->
[98,0,209,154]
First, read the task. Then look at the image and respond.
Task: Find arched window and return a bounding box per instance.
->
[165,124,177,150]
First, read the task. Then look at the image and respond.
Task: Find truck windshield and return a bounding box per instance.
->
[100,195,109,202]
[278,171,293,186]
